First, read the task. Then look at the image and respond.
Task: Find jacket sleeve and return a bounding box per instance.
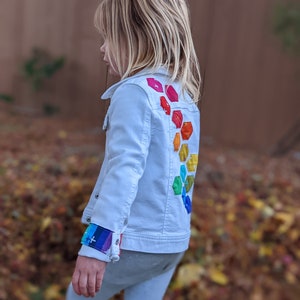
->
[78,83,151,262]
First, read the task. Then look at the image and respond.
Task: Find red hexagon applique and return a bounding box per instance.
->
[147,78,163,92]
[160,96,171,115]
[172,110,183,128]
[181,122,193,140]
[165,85,178,102]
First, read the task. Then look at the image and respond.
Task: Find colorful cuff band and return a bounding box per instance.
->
[81,223,113,254]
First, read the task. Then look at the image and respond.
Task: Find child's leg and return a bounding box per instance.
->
[124,265,176,300]
[66,250,184,300]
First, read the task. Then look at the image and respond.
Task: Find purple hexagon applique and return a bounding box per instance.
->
[147,78,163,92]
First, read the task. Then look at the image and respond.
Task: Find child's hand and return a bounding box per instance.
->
[72,255,107,297]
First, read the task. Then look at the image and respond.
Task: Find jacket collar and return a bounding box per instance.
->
[101,67,170,100]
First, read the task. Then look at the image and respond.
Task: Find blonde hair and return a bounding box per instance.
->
[94,0,201,102]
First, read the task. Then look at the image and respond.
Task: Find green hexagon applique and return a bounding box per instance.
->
[172,176,182,195]
[185,175,195,193]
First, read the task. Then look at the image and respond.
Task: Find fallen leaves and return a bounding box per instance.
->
[0,110,299,300]
[173,263,204,288]
[168,142,300,299]
[208,268,229,286]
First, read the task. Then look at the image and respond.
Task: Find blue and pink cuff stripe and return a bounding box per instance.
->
[81,223,113,254]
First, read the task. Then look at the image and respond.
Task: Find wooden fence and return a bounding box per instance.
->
[0,0,299,151]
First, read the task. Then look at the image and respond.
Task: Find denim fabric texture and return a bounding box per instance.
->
[79,68,200,262]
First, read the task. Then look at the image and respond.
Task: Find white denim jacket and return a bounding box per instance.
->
[79,68,200,262]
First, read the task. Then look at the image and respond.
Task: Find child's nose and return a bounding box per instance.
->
[100,43,105,53]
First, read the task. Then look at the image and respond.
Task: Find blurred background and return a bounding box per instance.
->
[0,0,299,299]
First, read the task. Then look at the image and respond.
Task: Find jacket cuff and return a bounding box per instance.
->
[80,223,121,262]
[79,245,111,262]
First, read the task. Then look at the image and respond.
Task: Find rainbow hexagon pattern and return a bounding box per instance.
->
[147,78,198,214]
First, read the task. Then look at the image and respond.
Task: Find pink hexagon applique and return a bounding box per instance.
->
[147,78,163,92]
[172,110,183,128]
[165,85,178,102]
[181,122,193,140]
[160,96,171,115]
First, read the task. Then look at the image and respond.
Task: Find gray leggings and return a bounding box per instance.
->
[66,250,184,300]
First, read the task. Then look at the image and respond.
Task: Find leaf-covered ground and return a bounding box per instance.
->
[0,107,299,300]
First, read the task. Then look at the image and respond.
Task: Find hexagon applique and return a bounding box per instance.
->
[147,78,163,92]
[179,144,189,162]
[185,175,195,193]
[160,96,171,115]
[172,176,182,195]
[173,133,181,151]
[186,154,198,172]
[146,76,198,215]
[172,110,183,128]
[181,122,193,140]
[165,85,178,102]
[180,165,187,183]
[173,176,192,213]
[182,194,192,214]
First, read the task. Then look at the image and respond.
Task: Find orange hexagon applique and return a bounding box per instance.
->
[173,133,181,151]
[172,110,183,128]
[181,122,193,140]
[160,96,171,115]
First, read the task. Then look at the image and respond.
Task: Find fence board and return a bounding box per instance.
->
[0,0,299,151]
[193,0,300,150]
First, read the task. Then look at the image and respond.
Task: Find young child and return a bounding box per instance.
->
[67,0,201,299]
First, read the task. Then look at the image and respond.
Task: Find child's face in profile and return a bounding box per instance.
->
[100,41,120,77]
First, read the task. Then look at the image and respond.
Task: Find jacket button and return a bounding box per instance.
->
[95,194,99,199]
[86,217,91,223]
[115,239,119,245]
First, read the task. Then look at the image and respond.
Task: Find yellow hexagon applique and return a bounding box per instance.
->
[186,154,198,172]
[179,144,189,162]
